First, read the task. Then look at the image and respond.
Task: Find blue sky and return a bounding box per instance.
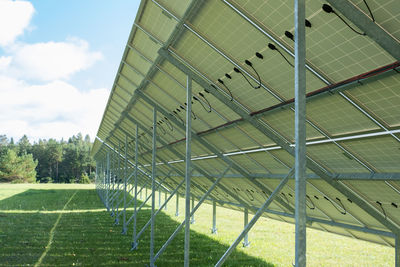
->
[0,0,140,142]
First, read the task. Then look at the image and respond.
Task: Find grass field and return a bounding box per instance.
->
[0,184,394,266]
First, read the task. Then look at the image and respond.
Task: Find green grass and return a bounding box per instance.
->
[0,184,394,266]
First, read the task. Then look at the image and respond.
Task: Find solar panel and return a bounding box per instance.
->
[91,0,400,264]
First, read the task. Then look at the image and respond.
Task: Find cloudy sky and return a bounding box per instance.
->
[0,0,140,142]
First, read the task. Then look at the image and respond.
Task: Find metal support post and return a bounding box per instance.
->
[129,174,170,230]
[122,134,128,234]
[150,107,157,267]
[164,191,168,210]
[243,208,250,247]
[111,144,117,216]
[190,197,195,224]
[396,235,400,267]
[132,125,139,244]
[175,194,179,216]
[159,189,161,209]
[154,164,232,263]
[132,179,185,249]
[106,150,110,211]
[211,201,217,234]
[215,168,294,266]
[115,140,122,219]
[294,0,306,266]
[184,75,192,267]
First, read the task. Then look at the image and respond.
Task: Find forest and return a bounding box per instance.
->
[0,133,95,184]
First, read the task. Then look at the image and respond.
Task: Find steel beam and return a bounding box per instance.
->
[106,150,110,211]
[176,194,180,216]
[122,134,128,233]
[170,172,400,181]
[150,108,157,266]
[164,191,168,210]
[154,164,232,262]
[139,90,294,214]
[128,174,170,229]
[158,48,400,236]
[125,112,289,222]
[215,168,294,266]
[326,0,400,60]
[132,179,185,247]
[120,116,231,216]
[132,125,139,246]
[190,197,195,224]
[396,235,400,267]
[243,208,250,247]
[184,75,192,267]
[294,0,307,266]
[211,201,217,234]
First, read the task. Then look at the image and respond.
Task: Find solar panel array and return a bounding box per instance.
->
[92,0,400,248]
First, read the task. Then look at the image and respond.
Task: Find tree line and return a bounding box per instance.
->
[0,133,95,183]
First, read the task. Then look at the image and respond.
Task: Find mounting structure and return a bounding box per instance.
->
[92,0,400,266]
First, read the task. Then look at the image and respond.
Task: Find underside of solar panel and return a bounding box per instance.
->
[92,0,400,247]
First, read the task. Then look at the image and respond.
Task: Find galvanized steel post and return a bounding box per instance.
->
[211,201,217,234]
[122,134,128,233]
[106,150,110,211]
[132,125,139,247]
[184,75,192,267]
[396,235,400,267]
[243,208,250,247]
[190,196,195,224]
[150,108,157,267]
[164,191,168,210]
[159,188,161,209]
[294,0,307,266]
[175,194,179,216]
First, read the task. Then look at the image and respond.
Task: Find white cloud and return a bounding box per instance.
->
[0,0,34,46]
[9,38,103,81]
[0,56,12,70]
[0,1,108,142]
[0,76,109,141]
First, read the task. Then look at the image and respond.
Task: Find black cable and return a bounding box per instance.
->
[376,201,387,219]
[198,92,212,113]
[268,43,294,67]
[245,189,254,201]
[163,116,173,131]
[182,103,198,120]
[216,80,234,101]
[157,121,166,135]
[324,196,346,215]
[322,4,366,36]
[306,195,316,210]
[171,111,185,125]
[245,59,261,89]
[233,65,261,89]
[363,0,375,22]
[192,96,210,113]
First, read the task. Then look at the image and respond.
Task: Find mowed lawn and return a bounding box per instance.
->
[0,184,394,266]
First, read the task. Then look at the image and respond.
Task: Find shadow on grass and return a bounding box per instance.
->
[0,189,100,211]
[0,189,273,266]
